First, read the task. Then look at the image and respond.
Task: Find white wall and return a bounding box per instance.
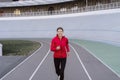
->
[0,8,120,46]
[0,43,2,56]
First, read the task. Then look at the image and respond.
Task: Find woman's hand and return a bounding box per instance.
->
[56,46,61,50]
[67,52,70,57]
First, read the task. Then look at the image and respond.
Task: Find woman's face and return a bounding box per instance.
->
[57,29,64,37]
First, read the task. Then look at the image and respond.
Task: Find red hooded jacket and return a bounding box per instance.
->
[50,35,70,58]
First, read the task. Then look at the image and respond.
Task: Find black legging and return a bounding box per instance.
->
[54,58,66,80]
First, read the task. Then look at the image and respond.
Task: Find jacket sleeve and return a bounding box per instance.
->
[66,38,70,52]
[50,39,56,52]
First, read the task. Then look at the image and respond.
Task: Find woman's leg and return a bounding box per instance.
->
[60,58,66,80]
[54,58,61,76]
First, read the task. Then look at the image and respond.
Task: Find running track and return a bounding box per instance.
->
[0,39,120,80]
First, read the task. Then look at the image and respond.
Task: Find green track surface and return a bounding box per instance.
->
[73,39,120,76]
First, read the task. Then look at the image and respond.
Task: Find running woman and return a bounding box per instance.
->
[50,27,70,80]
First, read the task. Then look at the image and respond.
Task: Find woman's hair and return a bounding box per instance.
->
[57,27,64,31]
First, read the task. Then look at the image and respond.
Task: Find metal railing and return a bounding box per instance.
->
[0,1,120,17]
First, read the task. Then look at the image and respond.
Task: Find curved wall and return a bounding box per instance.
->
[0,9,120,46]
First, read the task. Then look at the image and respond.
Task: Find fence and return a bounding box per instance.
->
[0,1,120,17]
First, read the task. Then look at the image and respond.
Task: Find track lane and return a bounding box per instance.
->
[71,42,120,80]
[1,41,49,80]
[31,40,90,80]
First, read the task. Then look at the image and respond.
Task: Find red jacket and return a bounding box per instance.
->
[50,35,70,58]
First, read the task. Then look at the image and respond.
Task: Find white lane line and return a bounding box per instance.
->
[29,49,50,80]
[0,42,43,80]
[74,42,120,78]
[70,44,92,80]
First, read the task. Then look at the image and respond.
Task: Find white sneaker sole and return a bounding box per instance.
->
[58,76,60,80]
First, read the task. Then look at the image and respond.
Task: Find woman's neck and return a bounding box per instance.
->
[58,36,62,40]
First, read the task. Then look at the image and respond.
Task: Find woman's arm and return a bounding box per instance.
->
[50,39,56,52]
[66,38,70,52]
